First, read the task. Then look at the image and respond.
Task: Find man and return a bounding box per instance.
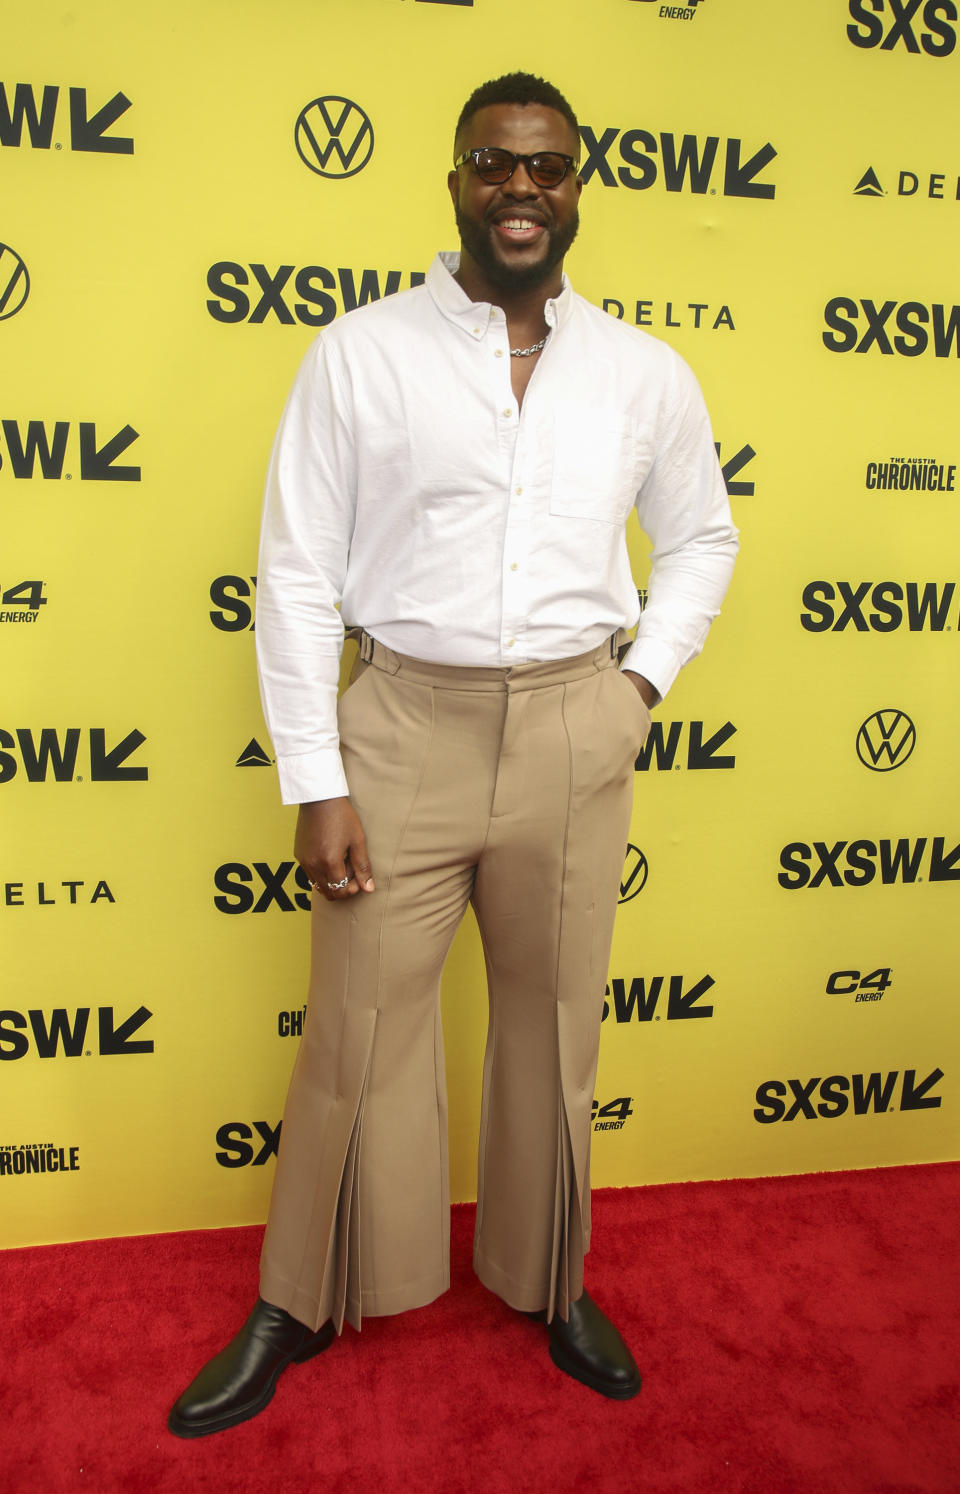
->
[169,71,737,1438]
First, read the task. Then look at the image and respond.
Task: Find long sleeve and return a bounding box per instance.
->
[620,350,739,697]
[255,337,358,805]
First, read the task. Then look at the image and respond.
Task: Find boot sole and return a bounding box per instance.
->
[548,1341,642,1401]
[168,1325,334,1438]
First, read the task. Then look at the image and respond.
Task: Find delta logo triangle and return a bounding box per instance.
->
[853,167,885,197]
[236,738,272,767]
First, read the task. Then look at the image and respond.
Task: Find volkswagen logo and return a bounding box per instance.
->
[0,243,30,321]
[856,709,916,771]
[619,843,648,903]
[294,96,374,179]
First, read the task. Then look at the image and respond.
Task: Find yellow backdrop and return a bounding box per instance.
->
[3,0,957,1247]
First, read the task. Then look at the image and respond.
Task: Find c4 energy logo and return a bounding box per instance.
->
[0,1006,153,1059]
[294,97,374,178]
[0,420,141,481]
[236,739,271,768]
[846,1,957,56]
[865,456,956,490]
[592,1097,635,1132]
[634,721,736,771]
[823,298,960,357]
[778,836,960,887]
[0,728,148,783]
[1,1142,80,1176]
[0,579,46,624]
[754,1067,944,1122]
[619,843,648,902]
[0,83,133,152]
[630,0,706,19]
[602,973,715,1021]
[579,123,776,198]
[826,967,894,1002]
[206,263,425,326]
[800,580,957,631]
[856,709,916,770]
[0,243,29,321]
[215,1121,281,1167]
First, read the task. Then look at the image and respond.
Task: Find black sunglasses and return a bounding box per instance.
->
[454,147,579,189]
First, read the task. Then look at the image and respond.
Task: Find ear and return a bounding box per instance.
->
[447,168,460,211]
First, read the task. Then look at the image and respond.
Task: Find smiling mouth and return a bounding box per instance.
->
[492,216,546,243]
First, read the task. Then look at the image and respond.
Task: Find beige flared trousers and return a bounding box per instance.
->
[259,631,647,1334]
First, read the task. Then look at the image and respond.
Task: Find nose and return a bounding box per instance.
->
[506,159,539,194]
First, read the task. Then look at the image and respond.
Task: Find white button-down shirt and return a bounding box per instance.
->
[256,252,738,804]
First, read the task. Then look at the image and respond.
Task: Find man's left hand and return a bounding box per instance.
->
[622,671,659,709]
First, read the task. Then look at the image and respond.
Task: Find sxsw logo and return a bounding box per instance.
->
[294,97,373,178]
[206,263,425,326]
[0,1007,153,1060]
[0,421,141,481]
[716,443,756,496]
[0,728,148,783]
[847,1,957,55]
[823,298,960,357]
[854,165,960,198]
[856,709,916,771]
[634,721,736,771]
[214,862,312,913]
[578,124,776,198]
[778,837,960,888]
[215,1120,281,1167]
[602,974,715,1022]
[210,575,256,631]
[754,1068,944,1123]
[0,243,29,321]
[0,82,133,152]
[800,581,957,631]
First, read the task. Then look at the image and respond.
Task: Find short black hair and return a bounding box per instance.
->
[454,72,579,152]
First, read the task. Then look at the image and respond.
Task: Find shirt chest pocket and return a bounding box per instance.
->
[549,415,647,526]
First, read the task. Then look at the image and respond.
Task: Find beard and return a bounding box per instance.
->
[454,201,580,293]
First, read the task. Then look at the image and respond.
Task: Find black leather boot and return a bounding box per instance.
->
[168,1298,335,1438]
[533,1290,642,1400]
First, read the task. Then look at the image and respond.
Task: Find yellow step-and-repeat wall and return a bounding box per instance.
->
[3,0,958,1247]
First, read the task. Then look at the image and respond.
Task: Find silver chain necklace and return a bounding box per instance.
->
[510,335,548,358]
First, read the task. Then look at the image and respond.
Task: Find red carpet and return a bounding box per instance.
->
[3,1165,958,1494]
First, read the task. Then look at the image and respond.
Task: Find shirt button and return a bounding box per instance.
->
[494,348,503,358]
[510,562,518,571]
[515,485,523,495]
[473,327,480,334]
[502,408,512,417]
[507,639,516,648]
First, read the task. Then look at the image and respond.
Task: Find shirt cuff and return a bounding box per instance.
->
[619,635,685,703]
[275,748,350,807]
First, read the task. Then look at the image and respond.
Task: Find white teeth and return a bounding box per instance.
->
[499,218,538,231]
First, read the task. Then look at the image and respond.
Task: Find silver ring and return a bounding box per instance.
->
[326,876,350,891]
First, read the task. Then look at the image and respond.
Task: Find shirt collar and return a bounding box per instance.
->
[427,251,574,339]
